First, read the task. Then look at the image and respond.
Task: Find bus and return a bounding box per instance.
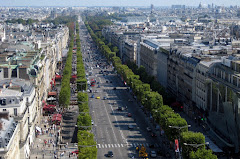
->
[91,79,96,87]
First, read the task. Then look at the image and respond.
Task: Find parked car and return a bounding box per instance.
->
[91,120,94,125]
[107,151,113,157]
[103,96,107,100]
[91,94,94,98]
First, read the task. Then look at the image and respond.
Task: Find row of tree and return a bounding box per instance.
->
[43,15,78,25]
[84,18,217,159]
[76,23,87,91]
[76,22,97,159]
[77,92,97,159]
[58,22,74,108]
[5,18,39,25]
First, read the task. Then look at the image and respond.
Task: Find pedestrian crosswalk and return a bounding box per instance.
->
[96,143,160,149]
[103,89,124,93]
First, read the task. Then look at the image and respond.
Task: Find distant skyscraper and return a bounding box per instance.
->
[172,5,185,9]
[151,4,154,14]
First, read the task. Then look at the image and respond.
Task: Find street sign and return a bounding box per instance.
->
[175,139,179,152]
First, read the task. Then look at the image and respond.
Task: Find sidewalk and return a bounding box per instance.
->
[30,115,78,159]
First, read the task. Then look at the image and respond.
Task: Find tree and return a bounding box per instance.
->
[189,149,217,159]
[181,131,205,159]
[165,117,188,141]
[77,113,92,130]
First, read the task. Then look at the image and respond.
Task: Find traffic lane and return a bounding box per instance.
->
[107,75,160,144]
[90,89,128,158]
[87,72,125,155]
[98,74,146,141]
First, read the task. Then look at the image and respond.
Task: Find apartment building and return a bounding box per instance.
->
[0,79,37,158]
[0,115,19,159]
[206,55,240,153]
[123,40,137,63]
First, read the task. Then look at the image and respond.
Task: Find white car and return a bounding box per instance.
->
[150,151,157,158]
[91,120,94,125]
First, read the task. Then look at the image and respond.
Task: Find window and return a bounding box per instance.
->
[14,108,17,116]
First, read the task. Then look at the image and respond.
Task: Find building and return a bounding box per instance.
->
[206,55,240,153]
[123,40,137,63]
[0,115,19,159]
[0,79,38,158]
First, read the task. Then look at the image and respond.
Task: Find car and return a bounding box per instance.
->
[91,94,94,98]
[128,125,134,129]
[150,151,157,158]
[107,151,113,157]
[96,96,100,99]
[128,99,133,102]
[127,113,132,117]
[118,106,123,111]
[151,133,157,137]
[91,120,94,125]
[147,127,152,132]
[97,85,100,88]
[103,96,107,100]
[71,150,79,154]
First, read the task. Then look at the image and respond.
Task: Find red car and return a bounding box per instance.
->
[127,113,132,117]
[71,150,79,154]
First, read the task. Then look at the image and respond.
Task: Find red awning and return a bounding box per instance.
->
[71,75,77,79]
[48,92,57,96]
[52,114,62,121]
[52,114,62,118]
[55,75,62,79]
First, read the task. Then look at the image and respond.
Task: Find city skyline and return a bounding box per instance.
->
[0,0,238,7]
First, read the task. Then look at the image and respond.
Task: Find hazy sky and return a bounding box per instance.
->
[0,0,238,7]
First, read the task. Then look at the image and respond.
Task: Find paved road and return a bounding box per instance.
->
[78,21,171,159]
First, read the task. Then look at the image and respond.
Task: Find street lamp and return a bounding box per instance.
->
[183,142,209,148]
[168,125,191,159]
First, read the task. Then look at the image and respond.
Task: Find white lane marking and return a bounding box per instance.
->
[105,144,108,148]
[101,93,118,144]
[146,143,149,147]
[102,144,104,148]
[108,144,111,148]
[114,144,117,147]
[111,144,114,148]
[98,144,101,148]
[118,144,120,147]
[108,96,126,144]
[121,144,124,147]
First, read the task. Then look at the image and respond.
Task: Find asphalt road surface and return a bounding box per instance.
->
[78,20,164,159]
